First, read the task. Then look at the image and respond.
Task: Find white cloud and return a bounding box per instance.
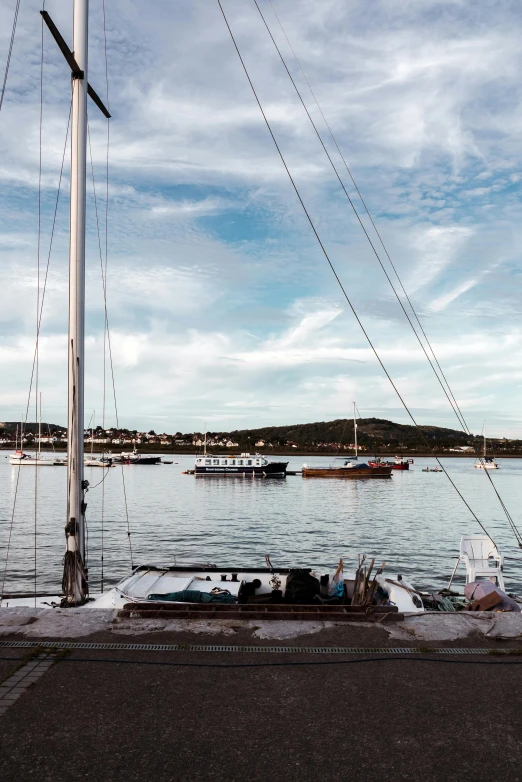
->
[0,0,521,436]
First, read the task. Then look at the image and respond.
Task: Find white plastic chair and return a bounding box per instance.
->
[454,534,505,591]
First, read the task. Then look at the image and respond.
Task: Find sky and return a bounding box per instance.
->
[0,0,521,436]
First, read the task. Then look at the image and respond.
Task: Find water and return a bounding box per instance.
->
[1,453,522,596]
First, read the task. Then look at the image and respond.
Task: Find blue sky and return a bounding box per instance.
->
[0,0,521,436]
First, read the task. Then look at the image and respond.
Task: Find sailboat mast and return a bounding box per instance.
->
[38,392,42,459]
[63,0,89,605]
[483,422,486,458]
[353,401,358,459]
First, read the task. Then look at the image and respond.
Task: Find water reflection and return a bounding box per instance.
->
[1,454,521,594]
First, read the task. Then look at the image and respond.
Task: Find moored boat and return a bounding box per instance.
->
[119,448,162,465]
[194,452,288,477]
[302,459,392,478]
[474,423,499,470]
[9,450,60,466]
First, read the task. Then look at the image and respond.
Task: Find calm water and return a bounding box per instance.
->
[1,453,522,595]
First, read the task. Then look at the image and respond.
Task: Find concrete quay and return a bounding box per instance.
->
[1,608,522,781]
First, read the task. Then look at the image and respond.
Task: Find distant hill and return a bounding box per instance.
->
[0,421,66,434]
[225,418,519,453]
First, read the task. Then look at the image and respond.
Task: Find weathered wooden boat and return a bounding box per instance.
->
[302,459,392,478]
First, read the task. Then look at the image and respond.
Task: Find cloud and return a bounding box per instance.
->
[0,0,521,437]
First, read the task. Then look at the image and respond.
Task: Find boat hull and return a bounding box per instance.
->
[195,462,288,477]
[302,466,392,478]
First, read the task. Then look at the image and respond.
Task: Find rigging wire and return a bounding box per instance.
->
[87,122,134,572]
[101,0,110,592]
[216,0,499,544]
[254,0,470,433]
[33,1,46,607]
[0,100,72,606]
[0,0,21,116]
[266,0,470,435]
[257,0,522,547]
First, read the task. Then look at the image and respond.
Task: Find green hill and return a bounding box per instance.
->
[224,418,519,454]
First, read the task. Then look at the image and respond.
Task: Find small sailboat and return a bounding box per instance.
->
[9,400,64,466]
[474,423,499,470]
[84,413,113,467]
[302,403,393,478]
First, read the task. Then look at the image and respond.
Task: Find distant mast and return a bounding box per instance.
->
[353,401,358,460]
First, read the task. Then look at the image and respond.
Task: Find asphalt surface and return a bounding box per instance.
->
[1,641,522,782]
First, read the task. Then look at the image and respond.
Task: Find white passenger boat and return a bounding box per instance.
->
[194,452,288,477]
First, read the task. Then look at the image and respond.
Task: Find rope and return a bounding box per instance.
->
[216,0,496,543]
[0,0,21,115]
[0,655,521,669]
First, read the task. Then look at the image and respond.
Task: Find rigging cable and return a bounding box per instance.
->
[262,0,521,547]
[257,0,522,546]
[0,0,21,116]
[216,0,499,544]
[33,1,45,606]
[266,0,469,432]
[1,101,72,606]
[101,0,110,592]
[254,0,470,434]
[87,122,134,572]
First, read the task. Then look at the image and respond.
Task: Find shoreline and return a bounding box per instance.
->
[1,446,520,458]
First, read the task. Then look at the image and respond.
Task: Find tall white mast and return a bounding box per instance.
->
[40,0,110,604]
[64,0,89,605]
[353,401,358,460]
[483,422,486,458]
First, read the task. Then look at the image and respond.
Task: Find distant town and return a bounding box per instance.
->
[1,418,521,455]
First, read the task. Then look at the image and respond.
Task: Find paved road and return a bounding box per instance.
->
[0,641,521,782]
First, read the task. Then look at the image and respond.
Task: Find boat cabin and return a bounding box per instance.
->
[195,453,269,468]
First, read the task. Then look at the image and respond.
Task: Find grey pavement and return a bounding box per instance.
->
[0,634,521,782]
